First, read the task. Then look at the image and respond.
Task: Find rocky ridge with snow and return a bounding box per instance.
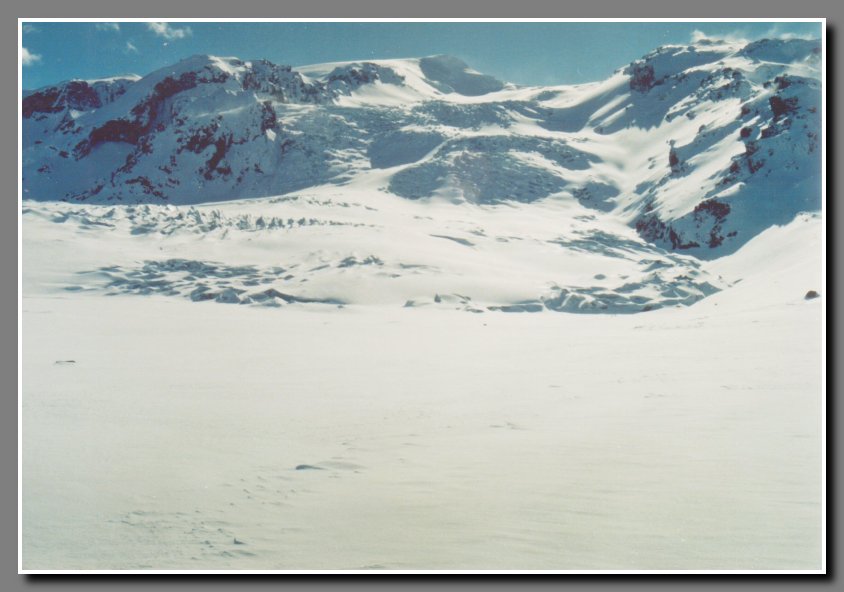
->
[21,38,823,314]
[23,39,821,259]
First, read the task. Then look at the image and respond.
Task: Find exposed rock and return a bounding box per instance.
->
[770,95,799,120]
[629,62,656,93]
[668,143,681,173]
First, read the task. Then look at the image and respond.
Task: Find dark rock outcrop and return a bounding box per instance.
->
[629,62,656,93]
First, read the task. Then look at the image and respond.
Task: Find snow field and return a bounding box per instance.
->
[21,197,823,570]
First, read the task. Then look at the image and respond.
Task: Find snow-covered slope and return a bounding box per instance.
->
[20,194,825,570]
[21,187,728,314]
[23,38,821,260]
[20,38,825,571]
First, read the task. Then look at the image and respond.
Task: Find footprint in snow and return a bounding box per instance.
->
[295,464,324,471]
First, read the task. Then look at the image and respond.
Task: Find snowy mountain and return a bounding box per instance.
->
[20,37,823,315]
[23,39,821,259]
[21,36,825,571]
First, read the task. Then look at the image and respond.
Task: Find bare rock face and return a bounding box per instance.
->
[326,62,406,95]
[668,143,682,174]
[241,59,330,103]
[629,62,656,93]
[23,78,134,119]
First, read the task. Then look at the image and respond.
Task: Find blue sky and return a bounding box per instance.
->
[21,21,823,90]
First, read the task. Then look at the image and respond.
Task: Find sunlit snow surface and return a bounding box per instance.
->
[22,193,823,570]
[22,189,723,314]
[21,37,824,571]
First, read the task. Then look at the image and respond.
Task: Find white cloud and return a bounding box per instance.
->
[762,24,818,41]
[22,47,41,66]
[125,41,139,54]
[146,22,192,40]
[95,22,121,33]
[690,29,708,43]
[22,24,39,34]
[778,32,818,41]
[691,25,819,46]
[689,29,749,44]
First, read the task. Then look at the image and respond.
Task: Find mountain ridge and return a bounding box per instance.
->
[22,37,822,259]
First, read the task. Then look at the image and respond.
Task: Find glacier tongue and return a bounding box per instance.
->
[23,184,728,314]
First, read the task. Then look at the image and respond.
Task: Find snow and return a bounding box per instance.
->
[23,296,821,571]
[20,191,824,571]
[19,185,724,312]
[20,35,824,572]
[84,74,142,85]
[23,37,821,262]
